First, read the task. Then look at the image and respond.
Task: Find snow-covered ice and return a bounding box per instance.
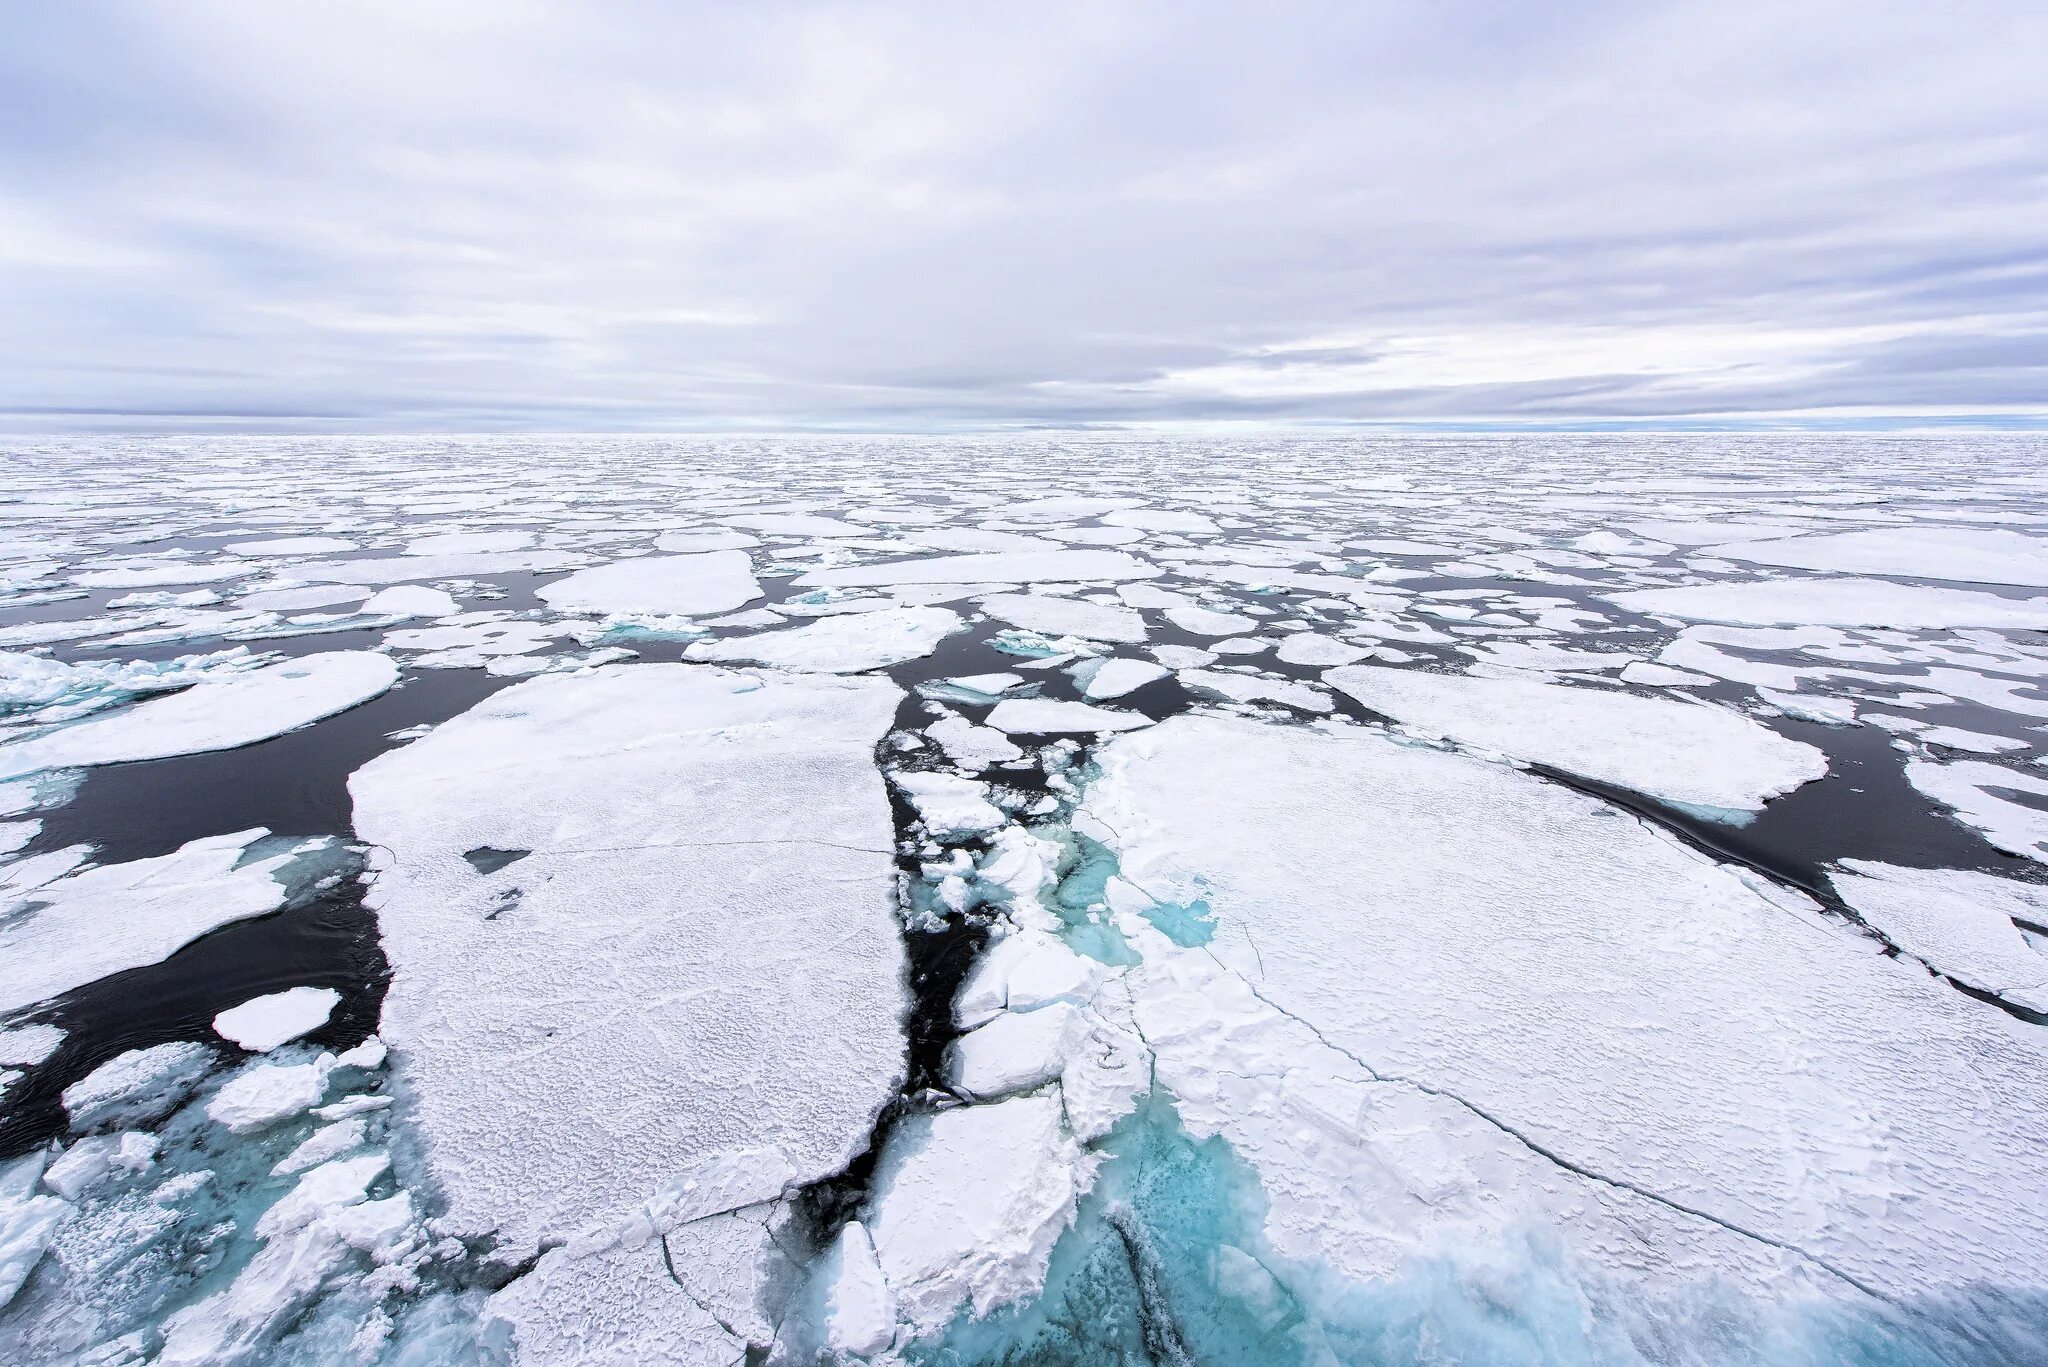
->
[535,550,760,617]
[686,604,963,673]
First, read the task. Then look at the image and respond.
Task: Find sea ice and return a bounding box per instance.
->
[0,831,342,1016]
[1079,658,1169,700]
[1828,861,2048,1012]
[1326,665,1824,814]
[1715,526,2048,586]
[0,652,397,778]
[350,664,908,1360]
[1084,715,2048,1304]
[212,987,343,1053]
[797,549,1158,589]
[535,551,760,618]
[686,605,963,673]
[978,593,1147,644]
[865,1093,1091,1333]
[1905,758,2048,863]
[1604,577,2048,628]
[61,1041,216,1131]
[985,699,1152,735]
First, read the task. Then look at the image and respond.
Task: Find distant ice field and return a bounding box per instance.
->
[2,433,2047,1365]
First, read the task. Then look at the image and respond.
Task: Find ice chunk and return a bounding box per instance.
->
[950,1002,1082,1099]
[1829,861,2048,1012]
[820,1220,895,1357]
[1084,715,2048,1301]
[207,1055,335,1132]
[798,549,1158,588]
[1604,578,2048,628]
[978,593,1146,644]
[985,699,1151,734]
[41,1130,157,1200]
[1103,508,1220,535]
[350,665,907,1350]
[294,548,582,584]
[0,1153,66,1309]
[212,986,342,1052]
[1079,658,1168,700]
[0,830,334,1016]
[893,771,1006,837]
[0,652,398,778]
[1715,526,2048,586]
[687,605,963,673]
[926,714,1025,769]
[405,530,534,555]
[1178,668,1332,714]
[62,1041,215,1131]
[866,1093,1091,1332]
[1327,665,1825,814]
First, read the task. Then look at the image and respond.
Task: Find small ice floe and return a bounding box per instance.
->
[1076,657,1169,700]
[62,1041,216,1132]
[213,987,343,1053]
[1906,758,2048,864]
[892,771,1007,837]
[977,592,1146,644]
[0,652,398,779]
[984,699,1152,734]
[536,550,760,617]
[0,832,351,1016]
[687,605,964,673]
[1326,664,1824,816]
[797,549,1158,588]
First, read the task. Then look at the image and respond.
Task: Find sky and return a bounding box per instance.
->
[2,1,2045,433]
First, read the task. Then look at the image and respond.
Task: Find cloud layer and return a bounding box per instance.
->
[4,1,2045,430]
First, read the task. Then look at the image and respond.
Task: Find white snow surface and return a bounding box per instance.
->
[1084,715,2048,1302]
[535,551,760,618]
[349,664,908,1360]
[1326,665,1825,813]
[0,652,397,778]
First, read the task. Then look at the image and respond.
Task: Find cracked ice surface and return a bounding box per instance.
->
[1080,715,2048,1305]
[349,664,908,1363]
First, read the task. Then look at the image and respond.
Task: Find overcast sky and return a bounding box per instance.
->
[3,1,2045,432]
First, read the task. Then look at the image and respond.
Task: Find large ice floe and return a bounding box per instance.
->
[349,664,908,1363]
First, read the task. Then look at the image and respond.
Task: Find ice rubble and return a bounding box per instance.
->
[349,664,909,1362]
[686,605,963,673]
[535,550,760,618]
[0,651,397,778]
[0,831,347,1016]
[1077,715,2048,1307]
[0,647,265,717]
[1604,577,2048,628]
[1325,664,1825,814]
